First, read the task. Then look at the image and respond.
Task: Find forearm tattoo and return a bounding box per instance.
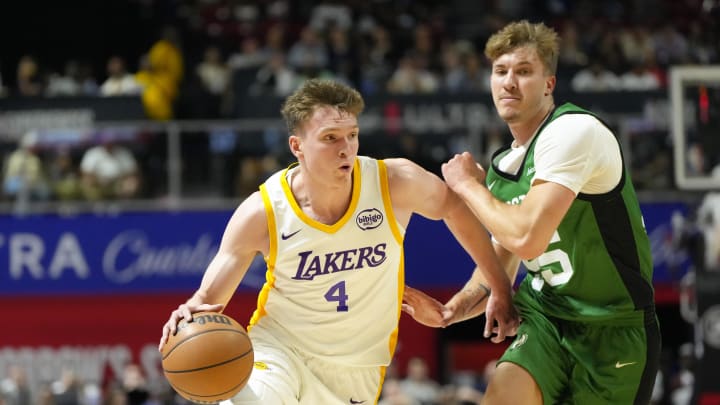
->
[462,283,491,312]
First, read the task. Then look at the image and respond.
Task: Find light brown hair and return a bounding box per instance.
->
[281,79,365,135]
[484,20,560,75]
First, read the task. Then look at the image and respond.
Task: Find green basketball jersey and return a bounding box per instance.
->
[486,103,654,326]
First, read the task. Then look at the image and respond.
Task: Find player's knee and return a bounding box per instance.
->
[483,363,543,405]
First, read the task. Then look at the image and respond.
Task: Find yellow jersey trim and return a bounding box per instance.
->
[249,183,278,330]
[280,158,362,234]
[378,160,404,245]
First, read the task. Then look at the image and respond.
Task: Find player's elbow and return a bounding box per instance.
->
[514,244,547,261]
[504,231,550,261]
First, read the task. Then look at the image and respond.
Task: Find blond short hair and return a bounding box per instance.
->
[281,79,365,135]
[484,20,560,75]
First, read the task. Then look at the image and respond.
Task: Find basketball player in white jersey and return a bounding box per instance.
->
[159,79,519,404]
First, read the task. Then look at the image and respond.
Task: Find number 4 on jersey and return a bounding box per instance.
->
[325,281,349,311]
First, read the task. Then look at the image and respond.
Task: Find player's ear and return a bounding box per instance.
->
[545,75,556,96]
[289,135,302,157]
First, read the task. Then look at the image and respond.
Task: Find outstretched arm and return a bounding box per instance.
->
[443,243,521,326]
[402,285,451,328]
[386,158,519,342]
[159,191,268,350]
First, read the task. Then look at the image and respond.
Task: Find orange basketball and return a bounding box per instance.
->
[161,311,253,403]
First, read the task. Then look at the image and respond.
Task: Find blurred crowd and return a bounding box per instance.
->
[1,130,143,204]
[0,350,699,405]
[0,362,188,405]
[1,0,719,203]
[1,0,718,116]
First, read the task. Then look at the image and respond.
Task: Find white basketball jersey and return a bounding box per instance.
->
[249,156,405,367]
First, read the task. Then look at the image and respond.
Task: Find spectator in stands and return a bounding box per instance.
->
[378,378,420,405]
[77,61,100,95]
[51,368,80,405]
[181,45,231,118]
[309,0,353,32]
[359,26,396,94]
[47,148,81,201]
[44,60,98,97]
[15,55,44,97]
[618,25,656,67]
[410,23,441,74]
[104,384,128,405]
[440,44,465,92]
[100,56,142,96]
[619,58,661,91]
[45,60,83,97]
[148,25,183,85]
[670,343,695,405]
[592,29,627,75]
[687,142,708,176]
[249,51,298,96]
[2,131,50,201]
[79,134,141,200]
[557,21,588,77]
[122,364,150,405]
[387,51,439,94]
[326,26,357,86]
[570,61,621,92]
[196,45,230,96]
[686,20,718,64]
[227,36,268,71]
[287,26,329,72]
[262,23,289,56]
[135,54,176,120]
[0,365,31,405]
[653,23,690,67]
[399,357,441,404]
[137,25,183,119]
[456,52,491,93]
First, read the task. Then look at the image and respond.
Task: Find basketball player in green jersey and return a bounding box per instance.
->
[437,21,661,404]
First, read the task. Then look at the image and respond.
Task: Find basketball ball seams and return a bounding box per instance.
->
[162,328,250,360]
[166,366,252,403]
[163,347,253,373]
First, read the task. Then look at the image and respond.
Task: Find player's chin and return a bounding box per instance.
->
[499,109,521,123]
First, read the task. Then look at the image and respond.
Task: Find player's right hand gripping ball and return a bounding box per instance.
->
[161,312,254,403]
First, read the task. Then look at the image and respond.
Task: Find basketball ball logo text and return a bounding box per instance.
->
[180,313,232,330]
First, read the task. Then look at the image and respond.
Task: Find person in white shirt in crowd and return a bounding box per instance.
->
[619,58,661,91]
[100,56,142,97]
[79,134,141,200]
[2,131,50,201]
[571,61,621,92]
[196,45,231,96]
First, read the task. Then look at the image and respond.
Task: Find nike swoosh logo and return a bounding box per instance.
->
[615,361,637,368]
[281,229,301,240]
[349,399,366,404]
[487,180,497,191]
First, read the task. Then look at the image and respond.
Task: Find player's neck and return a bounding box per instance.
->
[291,170,354,225]
[509,102,555,146]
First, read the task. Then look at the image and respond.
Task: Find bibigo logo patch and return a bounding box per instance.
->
[356,208,383,230]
